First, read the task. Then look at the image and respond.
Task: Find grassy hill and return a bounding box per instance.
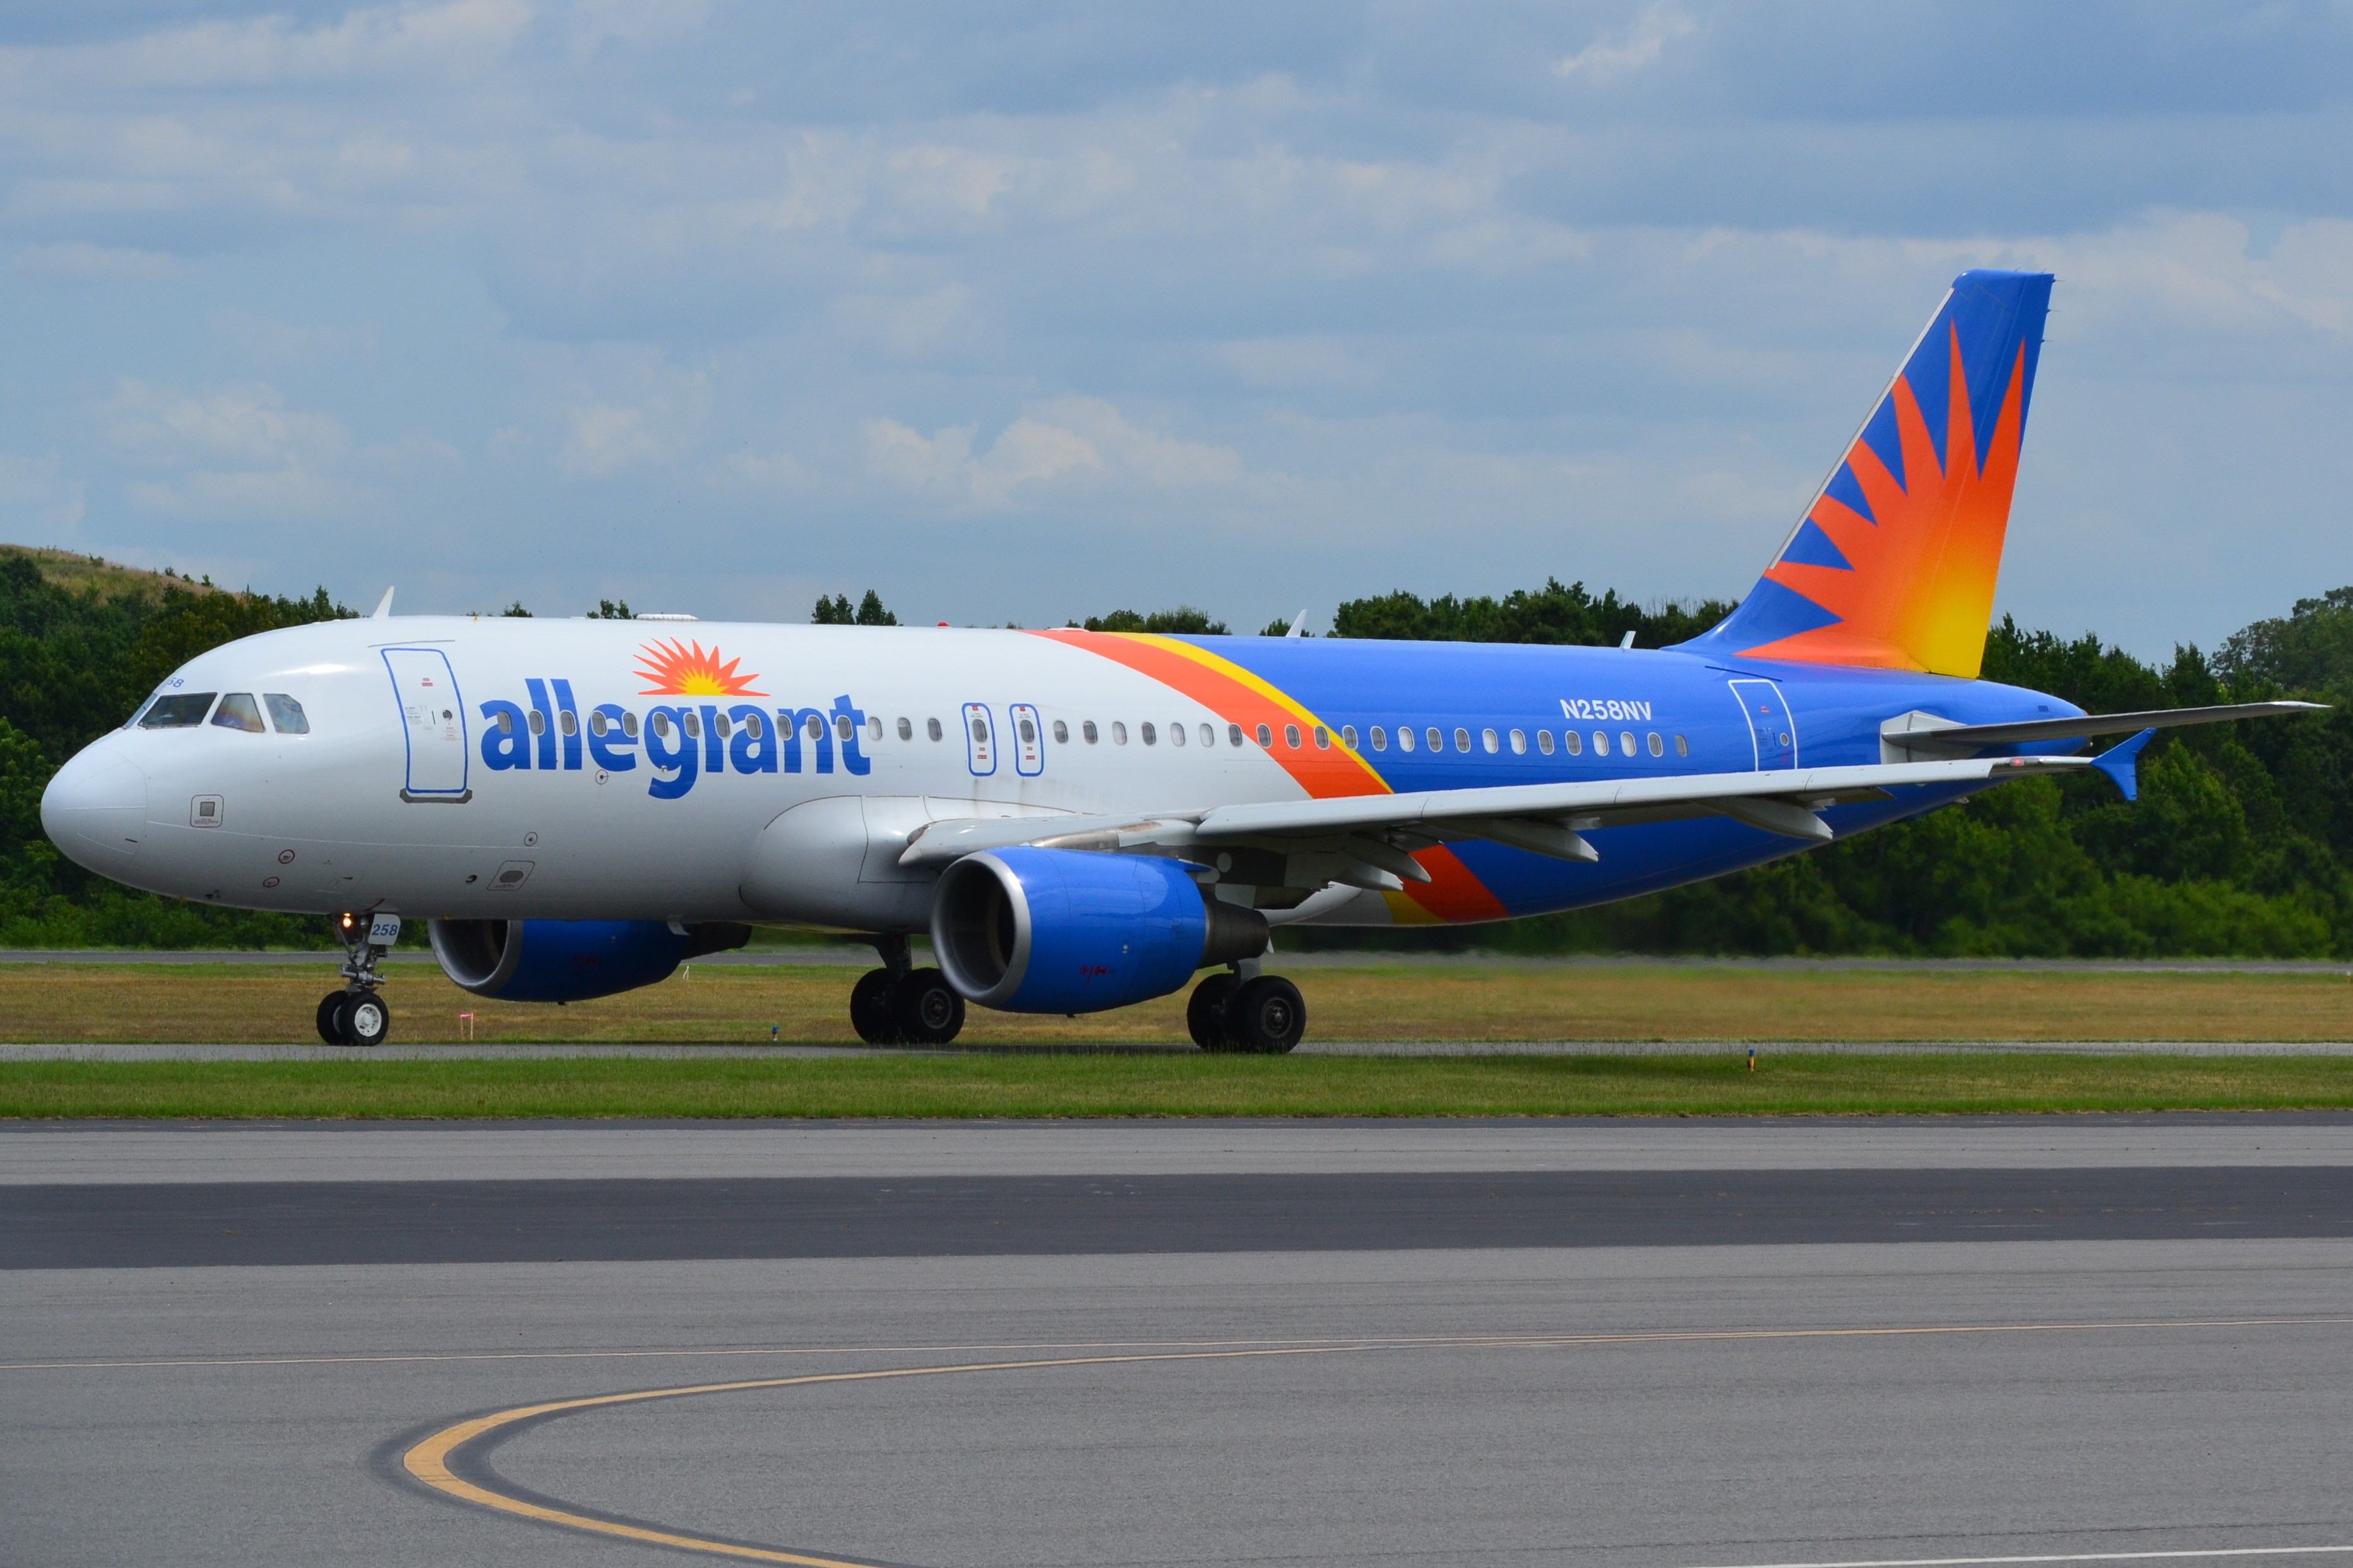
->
[0,544,230,605]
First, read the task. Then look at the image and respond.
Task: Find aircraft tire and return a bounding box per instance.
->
[894,968,965,1045]
[1186,973,1239,1052]
[1228,975,1305,1054]
[343,991,390,1048]
[316,990,349,1046]
[850,968,905,1045]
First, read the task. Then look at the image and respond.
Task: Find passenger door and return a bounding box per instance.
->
[1726,677,1797,771]
[383,648,470,800]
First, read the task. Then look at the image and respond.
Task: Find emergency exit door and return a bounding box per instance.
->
[383,648,470,800]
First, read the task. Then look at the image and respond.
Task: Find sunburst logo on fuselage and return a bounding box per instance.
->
[634,638,766,697]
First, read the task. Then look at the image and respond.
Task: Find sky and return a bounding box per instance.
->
[0,1,2347,654]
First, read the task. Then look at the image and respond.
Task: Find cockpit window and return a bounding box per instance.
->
[139,693,217,729]
[263,694,309,735]
[211,693,266,733]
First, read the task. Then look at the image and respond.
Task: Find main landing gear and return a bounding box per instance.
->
[1187,963,1306,1054]
[849,934,967,1045]
[316,910,393,1048]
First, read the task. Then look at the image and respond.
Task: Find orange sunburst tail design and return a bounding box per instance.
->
[1679,269,2052,679]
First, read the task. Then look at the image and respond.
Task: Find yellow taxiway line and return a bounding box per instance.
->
[399,1317,2353,1567]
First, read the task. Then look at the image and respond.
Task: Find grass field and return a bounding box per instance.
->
[3,959,2352,1046]
[6,1052,2353,1120]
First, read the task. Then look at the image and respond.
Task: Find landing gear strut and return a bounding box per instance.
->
[1188,964,1306,1054]
[849,934,965,1046]
[316,910,395,1047]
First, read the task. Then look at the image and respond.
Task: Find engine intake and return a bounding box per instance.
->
[931,848,1268,1014]
[428,918,750,1002]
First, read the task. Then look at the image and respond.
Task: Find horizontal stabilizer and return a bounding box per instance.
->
[1882,700,2326,756]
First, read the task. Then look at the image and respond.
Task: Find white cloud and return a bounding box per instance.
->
[101,379,350,470]
[0,0,533,91]
[13,242,178,282]
[90,379,444,520]
[557,403,671,477]
[864,397,1244,508]
[1554,3,1699,83]
[0,452,87,537]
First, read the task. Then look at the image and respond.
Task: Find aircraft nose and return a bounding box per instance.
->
[41,747,148,869]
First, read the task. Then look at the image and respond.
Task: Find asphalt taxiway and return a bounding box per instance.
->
[6,1116,2352,1567]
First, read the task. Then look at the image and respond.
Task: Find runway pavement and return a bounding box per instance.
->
[6,1116,2353,1567]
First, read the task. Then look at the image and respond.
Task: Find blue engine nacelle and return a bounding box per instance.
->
[930,848,1269,1014]
[427,918,751,1002]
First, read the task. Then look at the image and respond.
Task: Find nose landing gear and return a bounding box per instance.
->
[316,911,396,1047]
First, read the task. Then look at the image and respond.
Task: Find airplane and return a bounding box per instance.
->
[39,269,2323,1050]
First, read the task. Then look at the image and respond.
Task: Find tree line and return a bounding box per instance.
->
[1,547,2347,955]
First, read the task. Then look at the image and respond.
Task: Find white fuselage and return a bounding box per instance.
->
[41,618,1390,930]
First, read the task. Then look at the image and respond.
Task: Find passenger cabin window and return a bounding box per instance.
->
[1168,721,1184,747]
[1313,725,1330,749]
[1200,723,1215,748]
[1112,722,1128,744]
[1083,720,1099,744]
[1510,728,1526,754]
[1647,732,1664,757]
[563,709,581,737]
[623,711,640,739]
[1619,730,1636,756]
[263,694,309,734]
[1256,723,1272,747]
[528,710,547,737]
[1019,715,1038,744]
[682,712,700,739]
[1397,726,1415,752]
[1480,728,1498,754]
[1284,724,1301,749]
[1536,729,1554,754]
[140,693,215,728]
[1342,725,1358,750]
[1676,734,1688,756]
[1590,730,1607,755]
[897,717,913,741]
[1426,727,1442,752]
[746,714,765,740]
[1453,728,1470,753]
[1053,720,1069,744]
[1141,722,1157,745]
[211,692,265,733]
[927,717,943,741]
[1227,723,1244,747]
[1563,730,1582,756]
[651,713,672,739]
[868,716,883,742]
[1369,726,1386,751]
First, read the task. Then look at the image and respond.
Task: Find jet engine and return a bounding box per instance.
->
[930,847,1268,1014]
[427,918,751,1002]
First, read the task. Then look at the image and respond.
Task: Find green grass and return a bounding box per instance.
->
[8,1052,2353,1120]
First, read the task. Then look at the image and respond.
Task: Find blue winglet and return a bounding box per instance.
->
[2092,728,2157,802]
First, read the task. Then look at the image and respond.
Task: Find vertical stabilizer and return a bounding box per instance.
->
[1681,269,2052,678]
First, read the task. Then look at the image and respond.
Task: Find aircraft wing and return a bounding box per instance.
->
[900,752,2098,888]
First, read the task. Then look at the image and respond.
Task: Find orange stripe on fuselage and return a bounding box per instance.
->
[1027,630,1388,799]
[1027,629,1508,925]
[1381,846,1511,924]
